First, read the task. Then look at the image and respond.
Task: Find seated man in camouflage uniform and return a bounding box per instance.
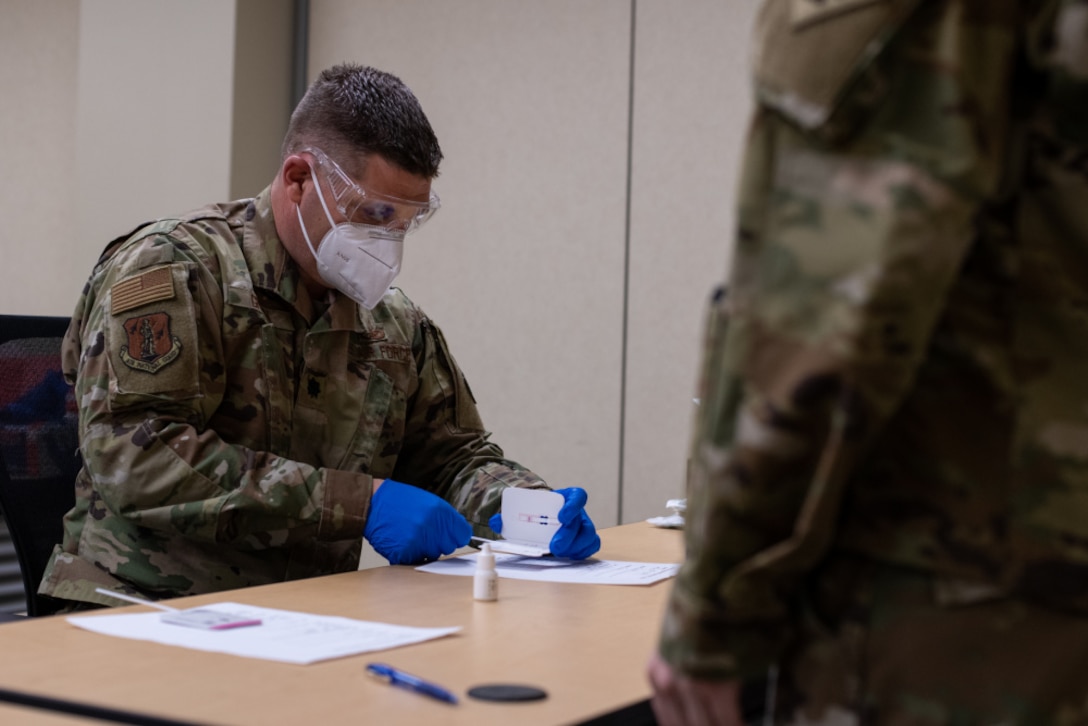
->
[40,63,600,609]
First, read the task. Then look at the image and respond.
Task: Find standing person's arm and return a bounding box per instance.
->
[652,2,1020,720]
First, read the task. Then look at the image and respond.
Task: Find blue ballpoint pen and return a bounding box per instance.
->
[365,663,459,705]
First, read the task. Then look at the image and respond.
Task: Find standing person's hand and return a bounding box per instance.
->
[647,653,744,726]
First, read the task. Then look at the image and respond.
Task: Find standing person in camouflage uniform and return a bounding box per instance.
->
[39,63,600,609]
[649,1,1088,723]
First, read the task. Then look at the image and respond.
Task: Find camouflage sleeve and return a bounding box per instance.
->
[71,223,369,552]
[659,1,1024,679]
[392,317,547,537]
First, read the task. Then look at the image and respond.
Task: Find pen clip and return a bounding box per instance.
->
[365,663,395,683]
[365,663,458,705]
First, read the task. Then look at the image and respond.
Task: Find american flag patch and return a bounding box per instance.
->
[111,267,175,315]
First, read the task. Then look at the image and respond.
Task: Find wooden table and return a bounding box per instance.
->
[0,703,102,725]
[0,523,682,725]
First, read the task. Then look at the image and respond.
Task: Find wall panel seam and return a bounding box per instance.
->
[618,0,637,525]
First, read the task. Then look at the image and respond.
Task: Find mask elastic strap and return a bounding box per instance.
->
[297,162,338,262]
[311,166,338,225]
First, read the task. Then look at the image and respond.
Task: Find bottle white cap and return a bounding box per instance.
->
[477,542,495,569]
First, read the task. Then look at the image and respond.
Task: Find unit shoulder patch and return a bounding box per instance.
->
[119,312,183,374]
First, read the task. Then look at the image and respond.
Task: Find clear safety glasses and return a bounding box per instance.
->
[302,146,440,233]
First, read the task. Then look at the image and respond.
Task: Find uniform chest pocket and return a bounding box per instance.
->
[344,363,398,475]
[290,352,395,474]
[754,0,923,136]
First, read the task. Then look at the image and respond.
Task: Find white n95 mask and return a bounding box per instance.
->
[296,171,405,310]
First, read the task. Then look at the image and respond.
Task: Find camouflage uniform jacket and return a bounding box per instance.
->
[660,0,1088,679]
[40,188,545,606]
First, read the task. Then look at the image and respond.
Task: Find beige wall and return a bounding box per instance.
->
[309,0,634,527]
[0,0,757,527]
[309,0,757,525]
[74,0,236,280]
[230,0,295,199]
[625,1,755,521]
[0,1,80,316]
[0,0,292,316]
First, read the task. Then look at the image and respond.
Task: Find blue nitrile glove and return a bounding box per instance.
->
[488,487,601,560]
[364,479,472,565]
[549,487,601,559]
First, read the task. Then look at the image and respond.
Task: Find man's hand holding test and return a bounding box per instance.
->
[488,487,601,560]
[364,482,599,564]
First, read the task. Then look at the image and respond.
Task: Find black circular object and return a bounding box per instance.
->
[467,684,549,702]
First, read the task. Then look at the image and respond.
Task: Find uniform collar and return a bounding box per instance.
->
[242,187,369,331]
[242,187,321,322]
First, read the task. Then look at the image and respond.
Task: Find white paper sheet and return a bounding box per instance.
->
[417,554,680,585]
[68,602,460,665]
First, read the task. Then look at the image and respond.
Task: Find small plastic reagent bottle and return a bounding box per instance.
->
[474,543,498,601]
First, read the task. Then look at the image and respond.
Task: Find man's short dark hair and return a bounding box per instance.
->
[282,63,443,178]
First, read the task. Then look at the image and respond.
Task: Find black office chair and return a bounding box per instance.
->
[0,314,78,617]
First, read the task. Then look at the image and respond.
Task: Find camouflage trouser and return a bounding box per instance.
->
[753,555,1088,725]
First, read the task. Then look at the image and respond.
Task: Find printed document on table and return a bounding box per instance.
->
[68,602,460,665]
[417,554,680,585]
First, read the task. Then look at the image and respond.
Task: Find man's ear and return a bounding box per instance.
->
[280,154,312,204]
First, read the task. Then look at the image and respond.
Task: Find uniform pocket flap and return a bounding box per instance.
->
[753,0,923,131]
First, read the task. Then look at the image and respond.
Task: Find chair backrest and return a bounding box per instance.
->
[0,315,78,616]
